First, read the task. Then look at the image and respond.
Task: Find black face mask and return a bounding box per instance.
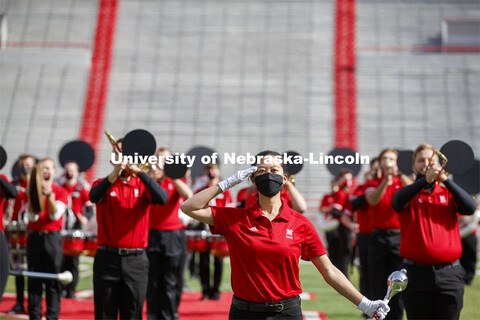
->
[20,166,31,175]
[254,173,284,197]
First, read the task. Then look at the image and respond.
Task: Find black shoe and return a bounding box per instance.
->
[210,292,220,300]
[8,304,26,314]
[66,292,76,299]
[201,294,209,300]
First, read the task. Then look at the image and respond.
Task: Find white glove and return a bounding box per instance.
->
[356,297,390,319]
[218,166,257,192]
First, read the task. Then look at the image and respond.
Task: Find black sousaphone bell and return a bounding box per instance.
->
[439,140,477,195]
[59,140,95,173]
[105,129,156,176]
[326,147,362,177]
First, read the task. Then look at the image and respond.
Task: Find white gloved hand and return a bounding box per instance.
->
[356,297,390,319]
[218,166,257,192]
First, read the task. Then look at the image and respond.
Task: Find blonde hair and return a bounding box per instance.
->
[412,143,435,162]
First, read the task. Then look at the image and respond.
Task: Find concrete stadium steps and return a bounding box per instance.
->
[356,0,480,158]
[100,0,335,200]
[0,0,97,169]
[1,0,478,209]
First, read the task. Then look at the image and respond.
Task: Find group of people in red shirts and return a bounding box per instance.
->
[320,144,477,320]
[1,154,95,319]
[0,142,477,320]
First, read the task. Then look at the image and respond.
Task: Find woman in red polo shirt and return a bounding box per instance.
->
[181,150,389,319]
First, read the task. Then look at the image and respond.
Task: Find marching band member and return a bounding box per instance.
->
[392,143,476,320]
[364,148,411,320]
[7,154,35,314]
[57,160,94,299]
[330,168,355,278]
[89,141,168,320]
[181,150,389,320]
[1,173,17,231]
[26,158,68,320]
[349,158,379,299]
[194,163,233,300]
[146,147,193,320]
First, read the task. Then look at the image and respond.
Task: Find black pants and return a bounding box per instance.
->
[146,229,186,320]
[460,233,477,285]
[14,275,25,305]
[228,296,302,320]
[93,248,149,320]
[10,252,26,306]
[357,232,371,298]
[200,250,223,297]
[368,230,403,320]
[326,224,352,279]
[401,262,465,319]
[61,254,79,297]
[26,231,63,320]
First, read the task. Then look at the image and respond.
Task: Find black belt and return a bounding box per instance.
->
[98,246,145,256]
[373,228,401,235]
[403,258,460,271]
[232,295,300,313]
[29,230,60,236]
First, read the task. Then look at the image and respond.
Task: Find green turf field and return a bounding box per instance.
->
[3,256,479,320]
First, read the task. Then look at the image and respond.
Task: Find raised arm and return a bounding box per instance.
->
[365,178,389,206]
[172,178,193,200]
[444,179,476,215]
[284,180,307,213]
[180,166,257,225]
[180,186,222,225]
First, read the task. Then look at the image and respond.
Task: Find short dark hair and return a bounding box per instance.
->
[255,150,286,172]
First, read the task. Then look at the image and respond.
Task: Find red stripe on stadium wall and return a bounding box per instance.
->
[333,0,357,150]
[79,0,119,183]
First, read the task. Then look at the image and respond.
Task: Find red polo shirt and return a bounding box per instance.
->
[332,188,352,218]
[398,184,462,265]
[149,177,184,230]
[210,200,326,302]
[93,177,152,248]
[12,177,28,221]
[28,184,68,231]
[319,193,334,214]
[61,182,92,218]
[364,176,403,230]
[353,184,373,234]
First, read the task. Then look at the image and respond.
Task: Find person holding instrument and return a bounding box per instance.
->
[26,158,68,320]
[146,147,192,320]
[181,150,389,320]
[392,143,476,320]
[6,154,35,314]
[194,163,233,301]
[57,160,94,299]
[89,138,169,320]
[364,148,412,320]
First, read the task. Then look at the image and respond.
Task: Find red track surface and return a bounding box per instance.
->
[0,292,327,320]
